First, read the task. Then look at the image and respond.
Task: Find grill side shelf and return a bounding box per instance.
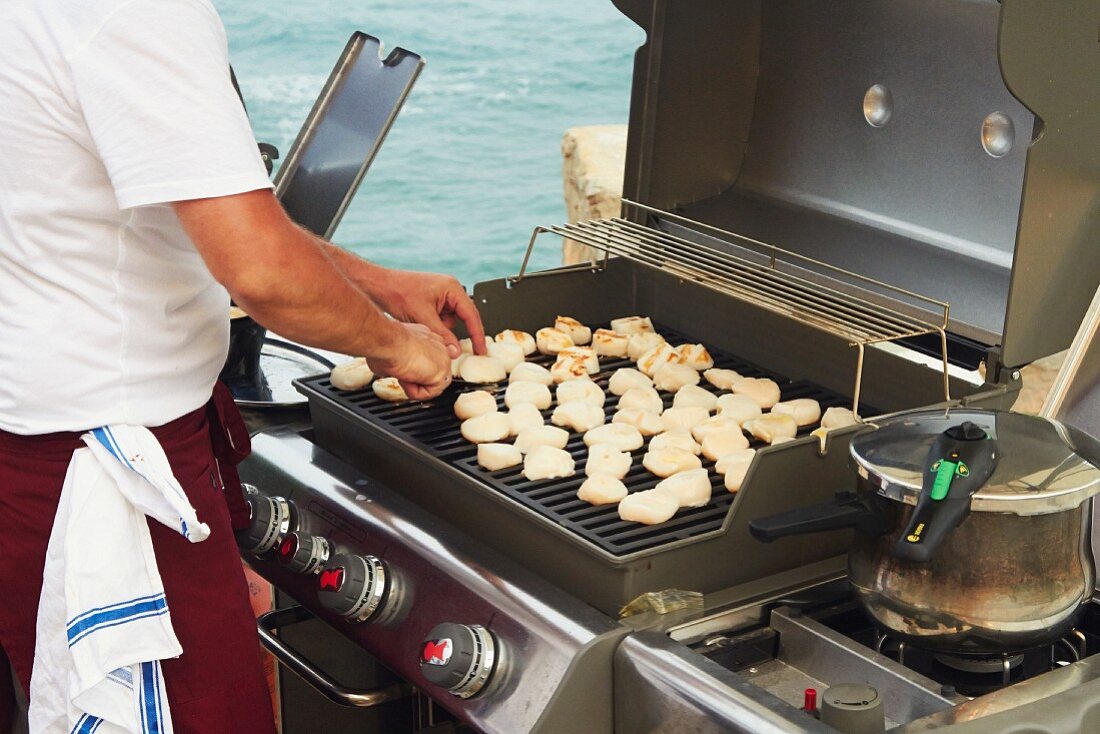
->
[297,325,865,558]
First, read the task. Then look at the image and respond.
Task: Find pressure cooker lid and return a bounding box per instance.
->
[850,408,1100,515]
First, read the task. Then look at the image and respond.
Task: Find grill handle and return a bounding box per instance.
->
[256,605,413,708]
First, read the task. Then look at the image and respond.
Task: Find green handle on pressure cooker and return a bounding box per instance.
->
[930,460,958,501]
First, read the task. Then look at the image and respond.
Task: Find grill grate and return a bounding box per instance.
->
[297,325,865,556]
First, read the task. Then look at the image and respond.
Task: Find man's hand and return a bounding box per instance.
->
[323,253,488,358]
[370,323,452,401]
[378,270,487,358]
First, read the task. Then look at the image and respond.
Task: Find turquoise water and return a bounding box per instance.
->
[216,0,644,287]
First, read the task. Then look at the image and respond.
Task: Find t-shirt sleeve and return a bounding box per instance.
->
[68,0,272,210]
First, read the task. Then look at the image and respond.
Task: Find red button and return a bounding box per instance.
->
[422,639,452,666]
[278,535,297,560]
[319,567,344,591]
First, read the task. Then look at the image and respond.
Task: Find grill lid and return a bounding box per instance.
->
[612,0,1100,367]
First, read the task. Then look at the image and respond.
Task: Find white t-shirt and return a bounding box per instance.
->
[0,0,273,434]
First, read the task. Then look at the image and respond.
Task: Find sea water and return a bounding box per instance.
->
[216,0,644,287]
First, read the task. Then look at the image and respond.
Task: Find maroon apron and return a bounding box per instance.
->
[0,384,275,734]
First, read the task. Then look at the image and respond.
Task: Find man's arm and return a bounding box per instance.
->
[173,189,452,400]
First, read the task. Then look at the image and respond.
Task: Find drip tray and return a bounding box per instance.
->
[705,607,954,729]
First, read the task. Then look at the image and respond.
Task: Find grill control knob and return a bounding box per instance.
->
[235,494,292,554]
[316,554,388,623]
[276,532,331,574]
[419,623,497,699]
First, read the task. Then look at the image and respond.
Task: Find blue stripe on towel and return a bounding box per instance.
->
[71,714,103,734]
[67,594,168,647]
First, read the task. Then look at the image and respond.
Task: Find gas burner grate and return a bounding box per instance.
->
[296,324,866,556]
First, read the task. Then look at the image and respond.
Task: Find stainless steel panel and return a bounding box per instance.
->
[897,656,1100,733]
[767,607,954,724]
[614,631,834,733]
[241,430,625,734]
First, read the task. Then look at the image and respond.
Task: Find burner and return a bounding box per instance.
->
[934,652,1024,674]
[871,633,1089,697]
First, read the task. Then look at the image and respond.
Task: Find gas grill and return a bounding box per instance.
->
[238,1,1100,732]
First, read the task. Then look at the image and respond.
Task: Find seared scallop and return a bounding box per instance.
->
[654,469,712,508]
[584,443,632,479]
[653,363,701,392]
[718,449,757,493]
[691,415,743,444]
[715,448,757,475]
[637,344,679,377]
[494,329,536,356]
[642,447,703,478]
[660,406,710,432]
[460,412,511,444]
[551,401,605,433]
[613,408,665,437]
[514,425,570,453]
[703,368,744,390]
[372,377,408,402]
[451,354,468,378]
[509,362,553,386]
[578,474,628,505]
[522,445,576,481]
[715,394,763,426]
[486,342,525,372]
[617,386,664,415]
[610,316,655,335]
[743,414,798,444]
[731,377,781,409]
[672,384,718,412]
[550,355,592,383]
[506,403,545,437]
[504,381,552,410]
[477,443,523,471]
[330,358,374,391]
[675,344,714,371]
[701,429,750,461]
[536,327,574,355]
[771,398,822,427]
[626,332,666,361]
[608,368,652,396]
[583,423,644,452]
[618,490,678,525]
[554,316,592,345]
[454,390,497,420]
[460,355,508,384]
[821,406,859,430]
[556,379,605,408]
[557,346,599,374]
[592,328,629,358]
[649,430,701,456]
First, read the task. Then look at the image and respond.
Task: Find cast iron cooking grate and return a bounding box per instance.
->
[297,325,863,556]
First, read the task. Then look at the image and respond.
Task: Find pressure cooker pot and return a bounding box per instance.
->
[751,408,1100,655]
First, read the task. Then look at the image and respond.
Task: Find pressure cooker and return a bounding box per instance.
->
[751,408,1100,654]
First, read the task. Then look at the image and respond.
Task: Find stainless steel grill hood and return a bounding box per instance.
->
[610,0,1100,370]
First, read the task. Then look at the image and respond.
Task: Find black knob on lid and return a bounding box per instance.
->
[944,421,988,441]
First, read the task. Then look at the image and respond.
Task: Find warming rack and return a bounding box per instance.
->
[510,200,952,414]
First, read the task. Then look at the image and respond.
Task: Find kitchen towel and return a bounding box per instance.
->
[28,425,210,734]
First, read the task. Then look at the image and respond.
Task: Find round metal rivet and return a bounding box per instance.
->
[981,112,1015,158]
[863,84,893,128]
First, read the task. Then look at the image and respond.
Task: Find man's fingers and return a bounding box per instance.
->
[414,311,461,358]
[449,290,487,355]
[400,378,449,401]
